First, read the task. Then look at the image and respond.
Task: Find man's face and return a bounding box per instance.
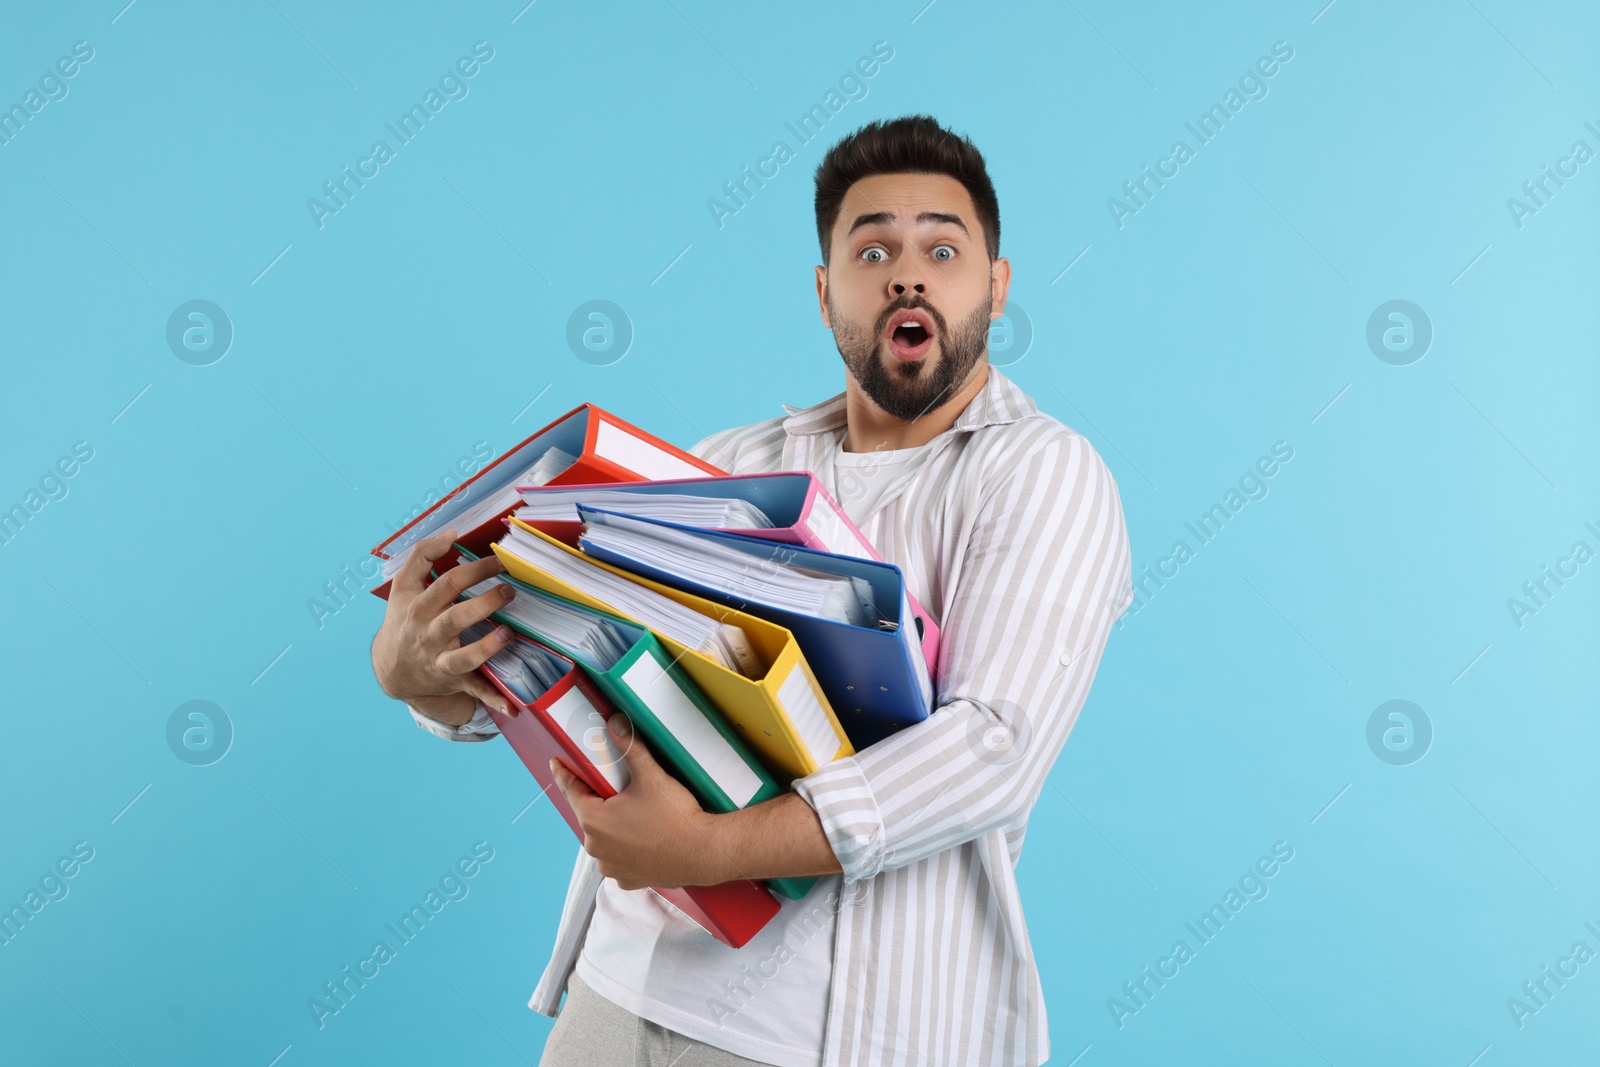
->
[816,172,1008,423]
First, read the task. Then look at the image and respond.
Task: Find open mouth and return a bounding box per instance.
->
[885,309,936,362]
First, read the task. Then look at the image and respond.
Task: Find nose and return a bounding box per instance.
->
[889,272,926,299]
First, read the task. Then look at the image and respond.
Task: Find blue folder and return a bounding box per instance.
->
[577,506,936,750]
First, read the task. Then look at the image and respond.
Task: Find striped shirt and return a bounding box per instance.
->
[410,366,1134,1066]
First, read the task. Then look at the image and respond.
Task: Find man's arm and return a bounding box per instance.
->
[701,791,843,881]
[783,429,1133,883]
[553,429,1132,890]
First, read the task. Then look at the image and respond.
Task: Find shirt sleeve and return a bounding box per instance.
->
[688,428,737,468]
[791,430,1134,883]
[407,699,502,742]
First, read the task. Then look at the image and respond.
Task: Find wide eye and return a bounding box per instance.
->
[931,244,956,262]
[860,247,887,264]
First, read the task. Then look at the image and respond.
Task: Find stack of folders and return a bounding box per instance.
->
[454,618,781,949]
[571,507,937,750]
[378,407,949,945]
[449,546,827,904]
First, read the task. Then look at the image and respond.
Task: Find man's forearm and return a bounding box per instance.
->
[701,791,843,884]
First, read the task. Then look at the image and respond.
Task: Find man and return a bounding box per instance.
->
[371,114,1134,1066]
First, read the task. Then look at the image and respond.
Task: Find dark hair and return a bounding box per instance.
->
[813,114,1000,266]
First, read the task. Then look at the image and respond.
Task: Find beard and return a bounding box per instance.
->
[829,291,992,423]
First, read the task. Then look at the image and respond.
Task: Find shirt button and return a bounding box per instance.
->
[1059,650,1074,666]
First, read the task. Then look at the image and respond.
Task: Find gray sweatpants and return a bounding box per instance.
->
[539,972,782,1066]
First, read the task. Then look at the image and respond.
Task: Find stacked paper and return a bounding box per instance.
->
[579,511,881,628]
[517,489,773,529]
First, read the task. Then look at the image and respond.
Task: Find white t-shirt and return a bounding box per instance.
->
[576,875,841,1067]
[575,438,932,1065]
[830,442,927,525]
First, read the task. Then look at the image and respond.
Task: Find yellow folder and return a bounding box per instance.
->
[492,517,855,784]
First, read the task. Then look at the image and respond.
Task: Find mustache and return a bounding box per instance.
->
[877,296,945,336]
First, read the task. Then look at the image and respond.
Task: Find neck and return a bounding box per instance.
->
[842,359,990,452]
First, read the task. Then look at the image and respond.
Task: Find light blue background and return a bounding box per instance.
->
[2,1,1596,1064]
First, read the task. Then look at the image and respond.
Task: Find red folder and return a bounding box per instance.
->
[478,631,780,949]
[370,403,723,598]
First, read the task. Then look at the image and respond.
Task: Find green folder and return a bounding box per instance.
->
[445,547,817,901]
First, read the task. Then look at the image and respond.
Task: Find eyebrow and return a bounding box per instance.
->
[846,211,969,239]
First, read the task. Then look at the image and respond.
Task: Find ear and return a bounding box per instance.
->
[815,264,831,328]
[989,256,1012,321]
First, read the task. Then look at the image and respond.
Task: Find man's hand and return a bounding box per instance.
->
[370,528,518,726]
[553,714,844,887]
[549,714,733,891]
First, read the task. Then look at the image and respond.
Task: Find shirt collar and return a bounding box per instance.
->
[779,365,1038,438]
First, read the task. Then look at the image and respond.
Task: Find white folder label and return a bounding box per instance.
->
[549,687,631,793]
[778,664,843,770]
[594,421,707,481]
[620,656,763,807]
